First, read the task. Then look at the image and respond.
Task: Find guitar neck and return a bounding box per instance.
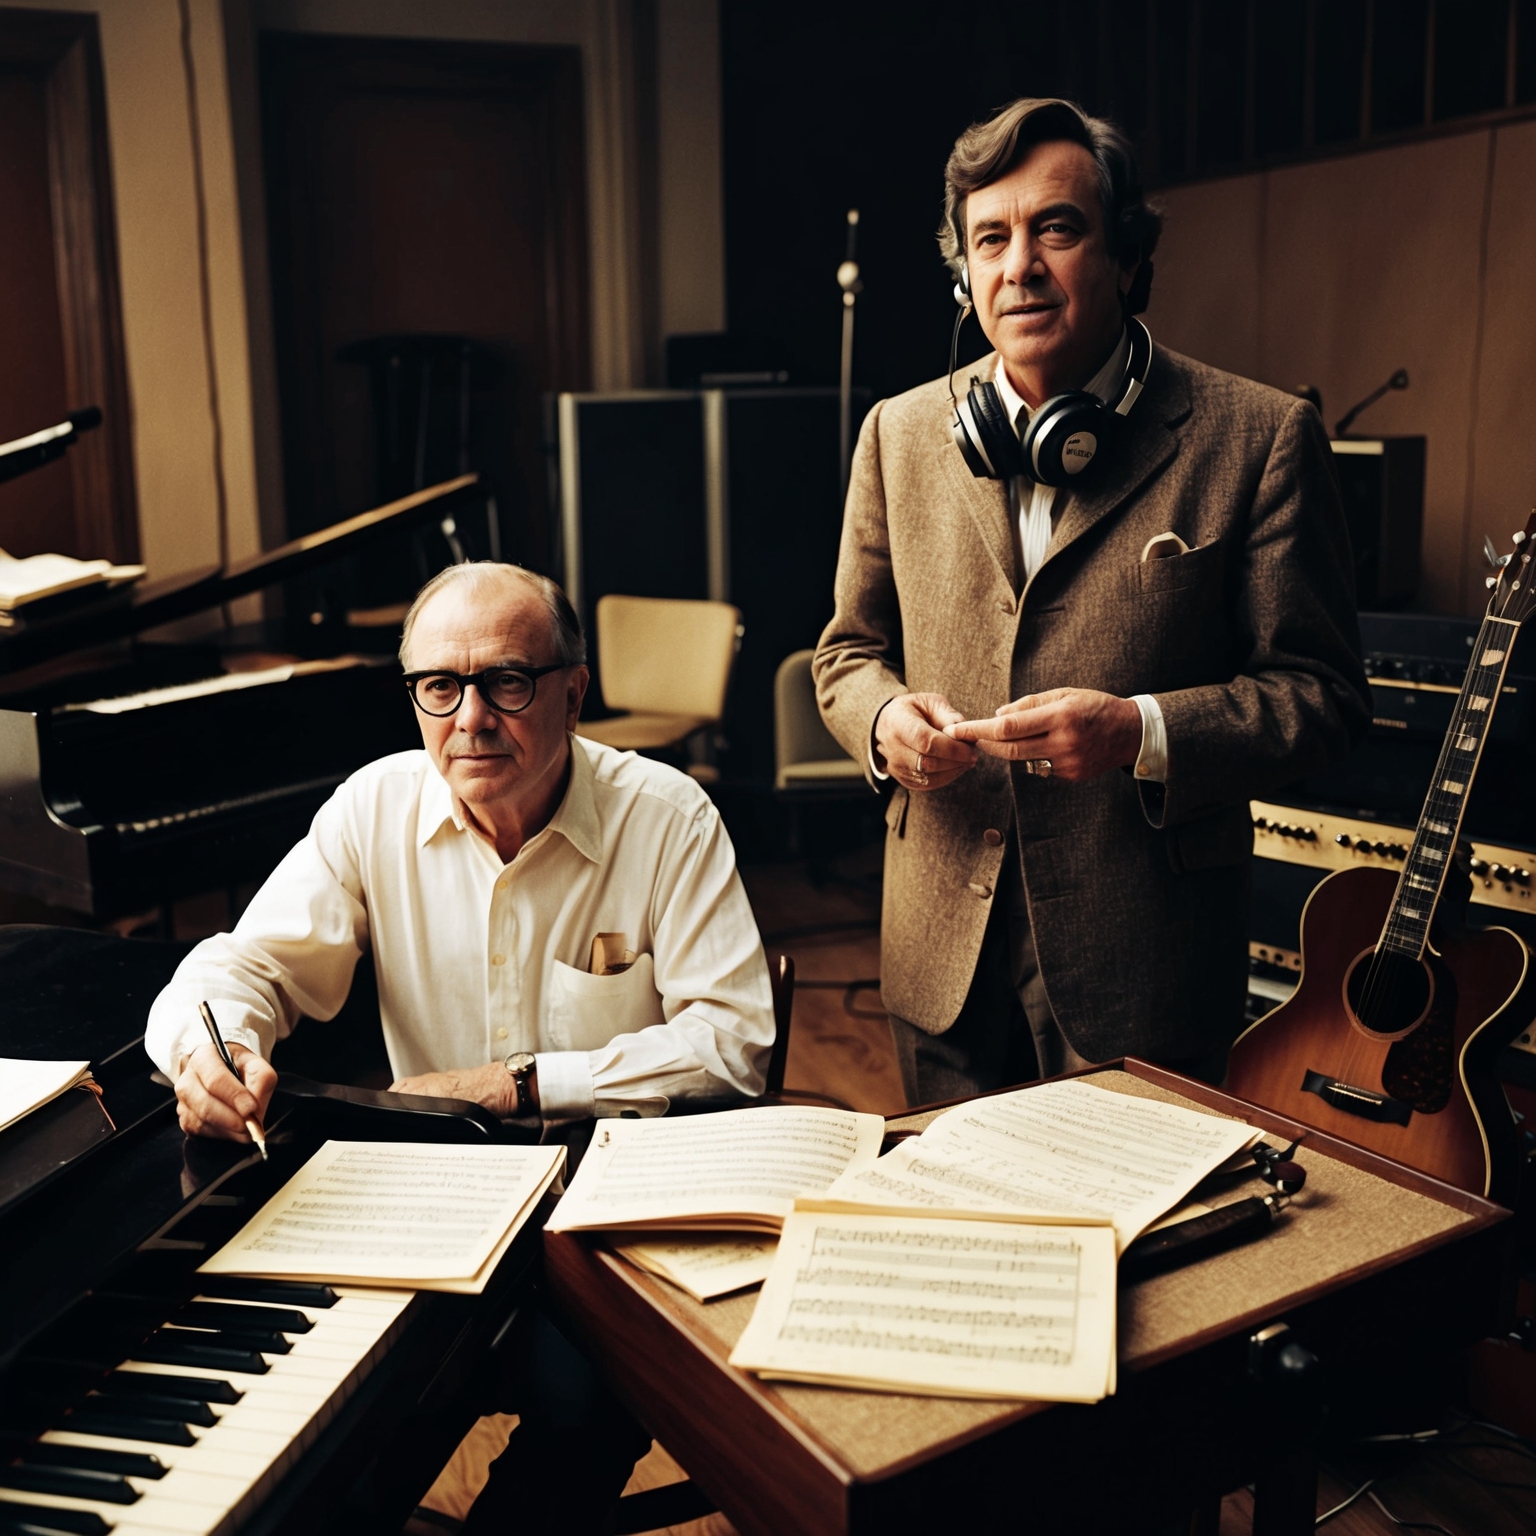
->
[1378,612,1520,959]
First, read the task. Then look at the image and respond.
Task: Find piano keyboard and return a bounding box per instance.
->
[0,1283,414,1536]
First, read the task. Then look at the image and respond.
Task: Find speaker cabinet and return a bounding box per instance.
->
[1329,437,1424,608]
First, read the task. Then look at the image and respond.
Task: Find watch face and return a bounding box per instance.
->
[506,1051,536,1073]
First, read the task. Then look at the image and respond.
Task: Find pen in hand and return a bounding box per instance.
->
[197,1000,268,1159]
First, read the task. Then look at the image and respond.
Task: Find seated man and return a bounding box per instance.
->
[146,560,774,1533]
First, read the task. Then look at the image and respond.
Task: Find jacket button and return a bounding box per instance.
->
[997,598,1014,614]
[968,881,992,898]
[983,827,1004,847]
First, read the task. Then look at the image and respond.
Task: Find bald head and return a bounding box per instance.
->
[399,563,584,670]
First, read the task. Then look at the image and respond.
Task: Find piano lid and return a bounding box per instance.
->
[0,473,482,676]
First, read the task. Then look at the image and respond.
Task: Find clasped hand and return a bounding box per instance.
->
[876,687,1142,790]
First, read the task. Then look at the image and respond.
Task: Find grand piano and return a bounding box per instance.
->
[0,474,486,919]
[0,925,541,1536]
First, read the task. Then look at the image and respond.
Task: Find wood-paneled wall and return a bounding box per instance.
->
[1147,120,1536,618]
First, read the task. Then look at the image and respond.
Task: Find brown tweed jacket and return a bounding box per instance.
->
[813,344,1371,1062]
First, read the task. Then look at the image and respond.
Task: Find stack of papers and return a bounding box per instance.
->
[199,1141,565,1294]
[728,1080,1260,1404]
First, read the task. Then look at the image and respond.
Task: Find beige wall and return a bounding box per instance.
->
[1146,122,1536,618]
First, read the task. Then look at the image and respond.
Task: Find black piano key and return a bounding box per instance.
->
[195,1276,338,1308]
[177,1300,312,1334]
[86,1391,218,1428]
[104,1371,240,1405]
[129,1337,267,1374]
[0,1504,114,1535]
[160,1324,290,1356]
[63,1409,197,1447]
[0,1463,139,1504]
[16,1446,165,1479]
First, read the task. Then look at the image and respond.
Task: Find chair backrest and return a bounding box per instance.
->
[765,951,795,1096]
[773,649,851,783]
[595,595,741,718]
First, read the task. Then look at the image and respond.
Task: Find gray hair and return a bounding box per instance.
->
[937,97,1162,315]
[398,562,586,668]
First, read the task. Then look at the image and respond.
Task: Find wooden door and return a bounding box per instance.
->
[261,34,590,589]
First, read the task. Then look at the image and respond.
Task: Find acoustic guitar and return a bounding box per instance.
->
[1226,513,1536,1204]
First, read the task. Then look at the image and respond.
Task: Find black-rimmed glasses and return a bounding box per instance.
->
[403,664,569,717]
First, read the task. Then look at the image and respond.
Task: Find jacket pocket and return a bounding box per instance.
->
[547,953,665,1051]
[1134,540,1223,595]
[1167,805,1252,873]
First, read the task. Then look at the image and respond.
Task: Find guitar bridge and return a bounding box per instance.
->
[1301,1070,1413,1127]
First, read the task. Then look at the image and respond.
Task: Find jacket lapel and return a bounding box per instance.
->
[1039,351,1191,575]
[936,356,1018,593]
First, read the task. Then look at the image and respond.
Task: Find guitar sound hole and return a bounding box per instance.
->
[1344,949,1433,1037]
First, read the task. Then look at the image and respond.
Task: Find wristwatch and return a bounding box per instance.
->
[502,1050,540,1116]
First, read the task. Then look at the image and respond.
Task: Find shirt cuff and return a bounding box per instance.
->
[167,1010,264,1077]
[535,1051,596,1123]
[869,701,892,780]
[1130,694,1168,783]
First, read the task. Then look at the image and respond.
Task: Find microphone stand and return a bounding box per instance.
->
[837,209,861,499]
[1333,368,1408,438]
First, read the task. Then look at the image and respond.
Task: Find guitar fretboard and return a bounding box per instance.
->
[1378,613,1519,959]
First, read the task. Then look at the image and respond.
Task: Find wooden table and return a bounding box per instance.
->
[544,1062,1512,1535]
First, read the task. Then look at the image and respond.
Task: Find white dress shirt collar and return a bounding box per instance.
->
[416,733,604,866]
[992,325,1132,428]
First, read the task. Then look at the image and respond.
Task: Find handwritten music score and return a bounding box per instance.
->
[818,1078,1260,1252]
[731,1212,1117,1401]
[199,1141,565,1293]
[546,1106,886,1234]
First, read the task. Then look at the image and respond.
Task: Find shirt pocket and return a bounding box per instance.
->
[547,952,665,1052]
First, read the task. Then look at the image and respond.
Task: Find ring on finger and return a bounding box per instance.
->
[911,768,930,786]
[1024,757,1053,779]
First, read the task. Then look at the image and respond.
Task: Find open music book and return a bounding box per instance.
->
[816,1077,1262,1253]
[0,1058,100,1135]
[199,1141,565,1293]
[0,549,144,610]
[730,1210,1119,1402]
[544,1105,886,1234]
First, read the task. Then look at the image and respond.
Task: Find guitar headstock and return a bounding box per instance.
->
[1487,510,1536,626]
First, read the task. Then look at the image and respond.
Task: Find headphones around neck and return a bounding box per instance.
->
[947,265,1153,487]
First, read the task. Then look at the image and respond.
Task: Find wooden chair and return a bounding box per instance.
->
[576,595,742,755]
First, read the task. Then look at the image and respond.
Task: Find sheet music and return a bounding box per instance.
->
[730,1210,1116,1402]
[616,1234,778,1301]
[62,656,373,714]
[545,1106,886,1233]
[0,1057,93,1134]
[821,1079,1259,1252]
[199,1141,564,1289]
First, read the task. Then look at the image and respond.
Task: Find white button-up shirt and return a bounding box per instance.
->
[145,736,775,1122]
[992,333,1168,782]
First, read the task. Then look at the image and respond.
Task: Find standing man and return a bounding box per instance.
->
[813,97,1369,1105]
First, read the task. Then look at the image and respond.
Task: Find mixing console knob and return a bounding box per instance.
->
[1515,869,1531,885]
[1300,827,1317,842]
[1470,858,1489,876]
[1335,834,1353,848]
[1388,844,1407,859]
[1252,816,1268,830]
[1491,864,1511,883]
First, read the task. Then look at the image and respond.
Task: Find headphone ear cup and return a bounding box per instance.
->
[965,381,1025,481]
[1021,392,1106,487]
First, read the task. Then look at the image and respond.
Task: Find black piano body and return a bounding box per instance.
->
[0,926,539,1535]
[0,476,485,920]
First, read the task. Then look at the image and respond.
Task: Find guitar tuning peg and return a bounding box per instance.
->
[1487,575,1499,588]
